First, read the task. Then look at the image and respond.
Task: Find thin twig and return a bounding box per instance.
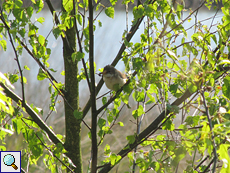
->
[0,12,25,102]
[21,118,74,173]
[73,0,91,91]
[201,91,217,173]
[97,103,126,147]
[45,95,58,122]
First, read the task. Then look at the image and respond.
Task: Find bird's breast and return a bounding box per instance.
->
[103,75,126,91]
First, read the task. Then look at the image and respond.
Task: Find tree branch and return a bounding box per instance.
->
[98,89,194,173]
[72,0,91,91]
[88,0,97,172]
[0,82,63,145]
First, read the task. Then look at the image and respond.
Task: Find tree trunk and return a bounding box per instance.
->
[63,17,82,173]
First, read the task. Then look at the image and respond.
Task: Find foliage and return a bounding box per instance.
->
[0,0,230,173]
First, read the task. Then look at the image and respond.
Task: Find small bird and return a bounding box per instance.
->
[99,65,127,91]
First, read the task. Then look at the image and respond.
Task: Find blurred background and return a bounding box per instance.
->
[0,0,223,172]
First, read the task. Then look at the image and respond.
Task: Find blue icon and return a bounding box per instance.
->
[3,154,18,170]
[0,151,21,173]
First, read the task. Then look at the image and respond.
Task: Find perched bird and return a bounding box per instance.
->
[99,65,127,91]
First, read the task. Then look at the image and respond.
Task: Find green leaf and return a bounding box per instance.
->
[105,7,115,18]
[107,115,113,125]
[102,126,112,134]
[38,35,45,45]
[166,141,176,151]
[98,118,106,129]
[19,28,26,38]
[9,74,19,84]
[26,6,34,18]
[35,0,44,13]
[146,91,155,104]
[24,65,30,70]
[172,146,186,165]
[185,116,200,126]
[98,20,102,27]
[118,122,124,126]
[37,17,45,24]
[162,119,175,131]
[83,0,88,8]
[211,34,217,44]
[74,110,83,119]
[177,4,183,12]
[110,154,121,166]
[15,0,23,7]
[121,93,129,104]
[132,90,145,102]
[61,71,65,76]
[188,84,197,93]
[217,144,230,172]
[12,118,24,135]
[133,5,144,20]
[62,0,73,12]
[49,68,57,72]
[0,39,7,51]
[53,27,62,39]
[71,52,85,62]
[169,83,178,95]
[22,76,27,84]
[132,105,144,119]
[37,68,47,81]
[110,0,118,6]
[0,146,6,151]
[102,97,107,105]
[104,144,111,154]
[77,14,82,25]
[126,135,135,144]
[223,76,230,99]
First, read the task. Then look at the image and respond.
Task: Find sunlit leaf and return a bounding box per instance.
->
[105,7,115,18]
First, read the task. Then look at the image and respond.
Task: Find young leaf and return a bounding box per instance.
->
[223,76,230,99]
[38,35,45,46]
[74,110,83,119]
[105,7,115,19]
[37,68,47,81]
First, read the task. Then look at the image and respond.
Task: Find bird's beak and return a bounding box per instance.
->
[99,70,106,76]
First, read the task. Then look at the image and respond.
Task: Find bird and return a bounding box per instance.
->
[99,65,127,91]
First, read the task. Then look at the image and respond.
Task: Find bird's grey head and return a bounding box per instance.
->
[103,65,116,76]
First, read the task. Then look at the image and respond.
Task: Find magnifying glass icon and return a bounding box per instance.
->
[3,154,18,170]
